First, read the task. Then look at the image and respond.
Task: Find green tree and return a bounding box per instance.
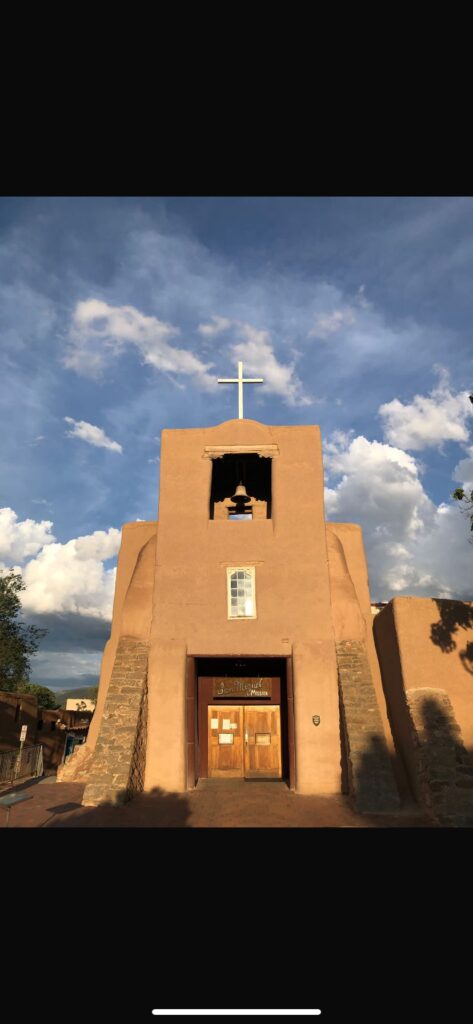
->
[0,569,47,692]
[16,681,60,709]
[452,488,473,538]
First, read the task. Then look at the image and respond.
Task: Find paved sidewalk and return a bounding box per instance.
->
[0,776,85,828]
[0,775,434,827]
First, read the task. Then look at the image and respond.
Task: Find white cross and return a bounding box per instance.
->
[218,361,264,419]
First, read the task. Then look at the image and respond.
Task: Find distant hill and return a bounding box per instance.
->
[53,686,98,708]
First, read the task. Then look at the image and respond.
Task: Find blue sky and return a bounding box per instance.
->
[1,196,473,691]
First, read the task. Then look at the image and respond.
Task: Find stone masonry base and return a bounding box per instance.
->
[336,640,400,814]
[405,688,473,826]
[81,637,148,807]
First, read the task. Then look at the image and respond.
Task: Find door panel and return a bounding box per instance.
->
[208,706,244,777]
[244,705,282,778]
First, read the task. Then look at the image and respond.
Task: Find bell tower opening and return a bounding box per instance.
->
[209,452,272,520]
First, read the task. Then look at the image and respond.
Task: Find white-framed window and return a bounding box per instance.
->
[227,567,256,619]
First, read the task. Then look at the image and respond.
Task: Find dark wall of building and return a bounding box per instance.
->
[0,692,38,752]
[0,691,93,769]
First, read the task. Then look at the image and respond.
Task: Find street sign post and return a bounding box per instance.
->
[15,725,28,780]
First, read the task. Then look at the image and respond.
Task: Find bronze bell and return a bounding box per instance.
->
[231,482,251,505]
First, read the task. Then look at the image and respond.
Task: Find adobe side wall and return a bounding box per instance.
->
[326,523,400,763]
[374,597,473,753]
[86,522,157,750]
[325,524,402,808]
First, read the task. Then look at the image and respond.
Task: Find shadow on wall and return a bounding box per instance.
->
[407,692,473,825]
[417,694,473,824]
[354,709,473,825]
[430,600,473,674]
[352,734,403,815]
[42,787,192,828]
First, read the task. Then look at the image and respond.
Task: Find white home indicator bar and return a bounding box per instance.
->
[152,1012,322,1017]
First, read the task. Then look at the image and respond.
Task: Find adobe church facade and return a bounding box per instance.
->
[61,417,473,823]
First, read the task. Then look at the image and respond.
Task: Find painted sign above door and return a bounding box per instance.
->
[213,677,273,698]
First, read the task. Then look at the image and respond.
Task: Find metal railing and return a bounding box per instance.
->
[0,744,44,784]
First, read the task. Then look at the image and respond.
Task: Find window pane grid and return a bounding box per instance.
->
[228,569,255,618]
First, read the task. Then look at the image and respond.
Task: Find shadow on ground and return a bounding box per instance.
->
[41,780,434,828]
[43,786,192,828]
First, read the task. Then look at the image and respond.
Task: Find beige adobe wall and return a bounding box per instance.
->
[146,418,341,796]
[65,698,96,712]
[326,523,398,758]
[325,525,366,642]
[372,601,417,798]
[375,597,473,754]
[86,522,157,750]
[325,524,405,805]
[145,640,188,794]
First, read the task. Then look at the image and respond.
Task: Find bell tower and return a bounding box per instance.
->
[71,409,400,815]
[144,416,342,794]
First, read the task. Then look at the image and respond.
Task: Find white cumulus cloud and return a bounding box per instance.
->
[309,306,357,339]
[65,298,218,391]
[197,315,232,336]
[0,507,55,565]
[230,323,312,408]
[324,431,473,600]
[379,368,472,450]
[324,434,433,596]
[453,445,473,493]
[64,416,123,453]
[324,433,420,481]
[0,509,121,619]
[20,527,121,618]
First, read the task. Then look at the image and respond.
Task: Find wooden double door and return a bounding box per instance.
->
[208,705,282,779]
